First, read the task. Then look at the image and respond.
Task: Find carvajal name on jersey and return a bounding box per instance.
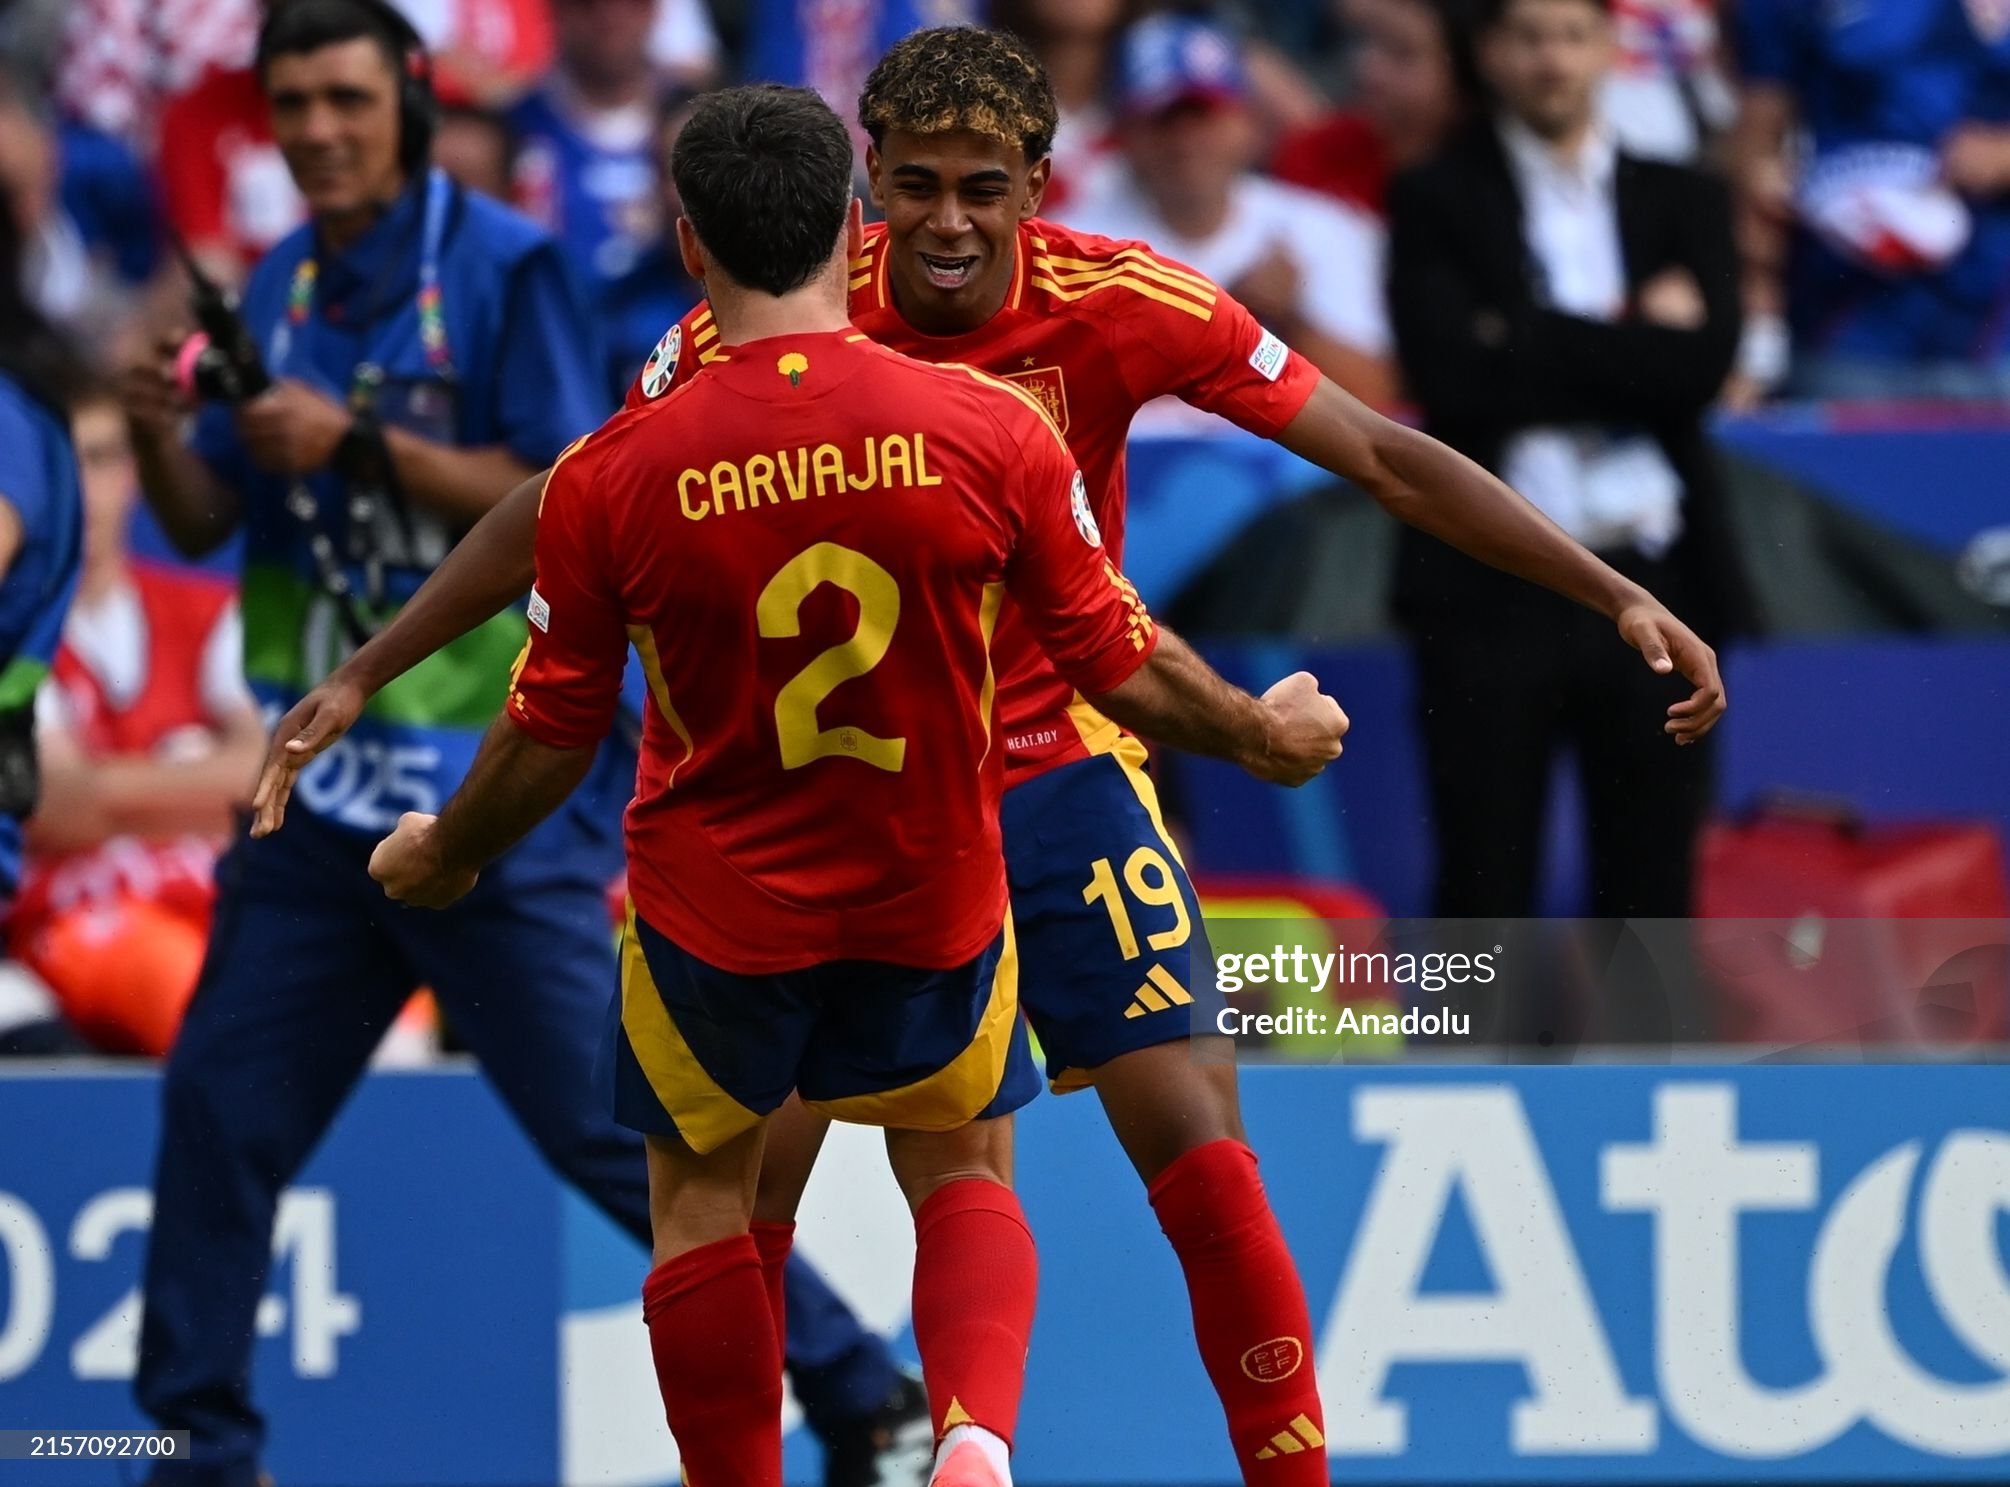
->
[677,432,944,522]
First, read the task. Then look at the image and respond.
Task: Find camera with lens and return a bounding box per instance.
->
[171,251,272,406]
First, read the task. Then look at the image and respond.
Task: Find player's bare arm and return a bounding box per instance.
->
[370,712,593,908]
[1274,378,1727,743]
[1089,630,1345,787]
[251,467,548,836]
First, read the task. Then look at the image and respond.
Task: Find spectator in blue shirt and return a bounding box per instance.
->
[600,88,704,402]
[509,0,690,300]
[1734,0,2010,398]
[0,187,86,1056]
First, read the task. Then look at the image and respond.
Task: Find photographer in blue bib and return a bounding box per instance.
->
[117,4,928,1484]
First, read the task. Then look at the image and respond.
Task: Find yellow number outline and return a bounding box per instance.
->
[756,542,907,772]
[1082,846,1193,960]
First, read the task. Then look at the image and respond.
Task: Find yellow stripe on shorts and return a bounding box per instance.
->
[805,911,1020,1131]
[619,902,761,1155]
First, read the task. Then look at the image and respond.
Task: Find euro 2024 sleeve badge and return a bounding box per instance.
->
[1071,470,1102,546]
[642,325,684,399]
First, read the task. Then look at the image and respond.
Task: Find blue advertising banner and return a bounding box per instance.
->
[0,1069,561,1486]
[1022,1064,2010,1483]
[3,1064,2007,1484]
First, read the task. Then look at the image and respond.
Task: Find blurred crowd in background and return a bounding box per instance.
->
[11,0,2010,406]
[1,0,2007,1060]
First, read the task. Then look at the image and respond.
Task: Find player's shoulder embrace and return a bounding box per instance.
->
[1025,216,1206,282]
[1021,216,1222,326]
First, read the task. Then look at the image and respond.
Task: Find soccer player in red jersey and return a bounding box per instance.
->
[257,31,1729,1487]
[360,85,1345,1487]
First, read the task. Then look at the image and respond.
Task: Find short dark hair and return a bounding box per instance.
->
[257,0,435,172]
[671,86,854,298]
[860,27,1057,165]
[1477,0,1612,27]
[255,0,416,80]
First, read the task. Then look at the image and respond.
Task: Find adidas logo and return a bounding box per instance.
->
[1254,1414,1325,1460]
[1122,965,1193,1019]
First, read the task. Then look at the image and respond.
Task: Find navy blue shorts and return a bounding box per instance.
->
[1002,739,1221,1091]
[610,905,1040,1152]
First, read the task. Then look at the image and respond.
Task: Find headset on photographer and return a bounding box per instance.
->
[257,0,456,648]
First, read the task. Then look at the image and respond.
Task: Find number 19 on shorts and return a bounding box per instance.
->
[1082,847,1191,960]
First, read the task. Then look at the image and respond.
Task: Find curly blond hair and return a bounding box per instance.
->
[859,27,1057,163]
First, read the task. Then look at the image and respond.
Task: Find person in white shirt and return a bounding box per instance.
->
[1065,13,1397,419]
[1384,0,1747,931]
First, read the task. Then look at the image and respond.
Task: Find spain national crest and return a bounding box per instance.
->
[1003,364,1070,434]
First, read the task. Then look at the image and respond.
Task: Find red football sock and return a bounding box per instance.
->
[1149,1140,1326,1484]
[910,1178,1038,1447]
[642,1234,782,1487]
[749,1220,794,1370]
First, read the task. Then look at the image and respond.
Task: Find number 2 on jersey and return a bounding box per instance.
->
[757,542,907,772]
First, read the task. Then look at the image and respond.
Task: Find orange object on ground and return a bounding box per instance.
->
[24,897,206,1056]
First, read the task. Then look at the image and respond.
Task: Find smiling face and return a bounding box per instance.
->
[867,128,1049,335]
[264,36,406,223]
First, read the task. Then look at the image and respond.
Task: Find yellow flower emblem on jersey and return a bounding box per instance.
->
[777,352,809,386]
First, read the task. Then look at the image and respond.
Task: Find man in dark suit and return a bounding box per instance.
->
[1387,0,1746,921]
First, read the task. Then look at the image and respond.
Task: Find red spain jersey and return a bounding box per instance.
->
[627,218,1321,786]
[515,330,1157,974]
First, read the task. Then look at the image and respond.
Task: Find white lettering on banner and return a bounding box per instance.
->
[1810,1133,2010,1455]
[70,1189,152,1379]
[1318,1087,1655,1454]
[0,1194,54,1380]
[0,1187,358,1383]
[1321,1083,2010,1462]
[1606,1087,2010,1458]
[1919,1134,2010,1385]
[265,1191,361,1376]
[1604,1086,1851,1455]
